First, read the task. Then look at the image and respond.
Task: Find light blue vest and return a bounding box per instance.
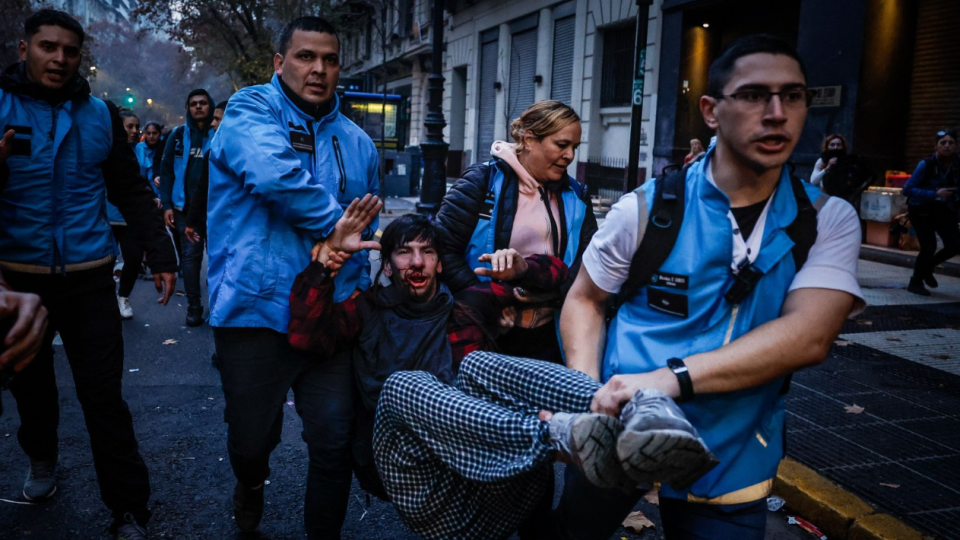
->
[605,153,823,503]
[171,125,211,210]
[464,161,586,276]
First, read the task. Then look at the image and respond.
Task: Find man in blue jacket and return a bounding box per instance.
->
[159,88,215,327]
[206,16,379,539]
[556,35,865,539]
[0,9,178,540]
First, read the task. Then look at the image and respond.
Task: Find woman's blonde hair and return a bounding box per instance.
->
[510,100,580,153]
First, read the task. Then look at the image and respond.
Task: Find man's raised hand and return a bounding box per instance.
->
[325,194,383,255]
[475,248,528,281]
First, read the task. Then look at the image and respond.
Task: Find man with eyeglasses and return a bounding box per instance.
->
[555,34,865,539]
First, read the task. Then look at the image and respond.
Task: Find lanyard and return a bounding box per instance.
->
[726,189,775,273]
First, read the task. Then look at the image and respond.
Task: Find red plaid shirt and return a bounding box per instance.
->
[288,254,568,369]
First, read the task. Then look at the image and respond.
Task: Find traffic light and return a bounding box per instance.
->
[124,92,136,107]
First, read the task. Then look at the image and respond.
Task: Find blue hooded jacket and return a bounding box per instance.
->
[206,74,379,332]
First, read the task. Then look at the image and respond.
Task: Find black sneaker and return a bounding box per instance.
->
[908,277,931,296]
[23,456,57,501]
[616,389,719,489]
[185,306,205,327]
[114,513,147,540]
[233,481,264,532]
[924,272,939,289]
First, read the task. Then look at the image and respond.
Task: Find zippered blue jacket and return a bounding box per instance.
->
[207,74,379,333]
[0,62,176,275]
[135,141,159,195]
[604,152,824,505]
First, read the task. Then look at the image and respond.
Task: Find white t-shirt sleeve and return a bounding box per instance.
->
[582,192,641,294]
[788,197,866,316]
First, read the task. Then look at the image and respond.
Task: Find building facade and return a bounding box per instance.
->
[340,0,665,191]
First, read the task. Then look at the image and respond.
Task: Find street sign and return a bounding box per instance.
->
[633,80,644,106]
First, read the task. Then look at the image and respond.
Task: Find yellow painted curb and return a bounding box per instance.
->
[773,458,929,540]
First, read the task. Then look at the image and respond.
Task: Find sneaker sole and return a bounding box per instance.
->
[570,414,632,491]
[617,428,719,489]
[23,484,57,502]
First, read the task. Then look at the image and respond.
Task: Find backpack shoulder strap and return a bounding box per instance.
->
[617,167,687,307]
[786,175,825,272]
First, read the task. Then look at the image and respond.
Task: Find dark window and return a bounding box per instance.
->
[600,24,635,107]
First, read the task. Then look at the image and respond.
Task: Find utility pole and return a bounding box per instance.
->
[416,0,448,215]
[626,0,653,190]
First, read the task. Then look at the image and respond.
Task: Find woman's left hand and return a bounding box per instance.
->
[475,249,528,281]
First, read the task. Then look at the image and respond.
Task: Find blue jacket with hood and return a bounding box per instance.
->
[0,62,177,275]
[159,90,214,212]
[206,74,379,333]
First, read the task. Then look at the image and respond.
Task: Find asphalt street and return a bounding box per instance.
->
[0,201,808,540]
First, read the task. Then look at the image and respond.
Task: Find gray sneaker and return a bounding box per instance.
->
[23,456,57,501]
[549,412,634,491]
[616,389,719,489]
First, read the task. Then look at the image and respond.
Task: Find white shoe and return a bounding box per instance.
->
[118,296,133,319]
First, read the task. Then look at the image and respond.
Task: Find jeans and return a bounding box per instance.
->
[174,209,204,309]
[910,203,960,278]
[214,327,355,540]
[112,225,145,298]
[5,265,151,526]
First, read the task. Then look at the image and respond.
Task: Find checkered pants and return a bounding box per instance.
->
[373,351,602,540]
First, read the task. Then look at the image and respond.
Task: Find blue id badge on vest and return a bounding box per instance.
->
[290,131,315,154]
[479,190,495,220]
[647,287,689,318]
[4,125,31,156]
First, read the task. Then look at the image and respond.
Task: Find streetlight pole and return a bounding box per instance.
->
[626,0,653,190]
[416,0,448,216]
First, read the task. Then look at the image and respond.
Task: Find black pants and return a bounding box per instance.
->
[5,265,151,526]
[214,327,355,540]
[111,225,144,298]
[910,203,960,278]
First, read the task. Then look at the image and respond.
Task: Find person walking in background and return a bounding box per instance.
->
[903,129,960,296]
[211,100,226,131]
[810,133,847,187]
[436,100,596,366]
[138,121,163,196]
[0,10,178,539]
[107,109,153,319]
[159,88,215,327]
[684,138,705,164]
[205,16,378,539]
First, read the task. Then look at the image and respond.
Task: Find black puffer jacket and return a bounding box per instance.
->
[435,158,598,295]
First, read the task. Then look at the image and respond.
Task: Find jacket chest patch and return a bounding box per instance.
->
[647,288,689,318]
[290,130,315,153]
[650,271,688,290]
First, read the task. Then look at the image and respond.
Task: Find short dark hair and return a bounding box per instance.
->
[277,16,340,55]
[707,34,807,98]
[214,101,228,112]
[380,214,441,263]
[25,9,85,47]
[143,121,162,133]
[118,108,138,121]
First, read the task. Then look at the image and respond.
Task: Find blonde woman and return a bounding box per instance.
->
[436,100,597,364]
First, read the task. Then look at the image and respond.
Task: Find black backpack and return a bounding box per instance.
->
[615,162,830,310]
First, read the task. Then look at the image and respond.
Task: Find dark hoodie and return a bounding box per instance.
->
[159,88,215,212]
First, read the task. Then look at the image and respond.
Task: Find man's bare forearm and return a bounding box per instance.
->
[560,270,610,380]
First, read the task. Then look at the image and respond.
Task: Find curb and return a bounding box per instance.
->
[860,246,960,278]
[773,458,930,540]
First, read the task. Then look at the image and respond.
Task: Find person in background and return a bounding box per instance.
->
[902,129,960,296]
[107,110,151,319]
[138,121,163,196]
[810,134,847,187]
[684,138,705,164]
[211,100,226,131]
[436,100,596,366]
[159,88,216,327]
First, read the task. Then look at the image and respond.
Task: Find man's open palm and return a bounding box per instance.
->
[326,194,383,255]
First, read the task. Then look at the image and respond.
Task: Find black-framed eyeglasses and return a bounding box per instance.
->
[717,88,816,108]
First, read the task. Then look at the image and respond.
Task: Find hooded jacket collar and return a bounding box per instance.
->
[0,62,90,105]
[184,89,214,132]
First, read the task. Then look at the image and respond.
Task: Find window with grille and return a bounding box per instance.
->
[600,24,635,107]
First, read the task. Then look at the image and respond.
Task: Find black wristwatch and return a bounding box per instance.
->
[667,358,694,403]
